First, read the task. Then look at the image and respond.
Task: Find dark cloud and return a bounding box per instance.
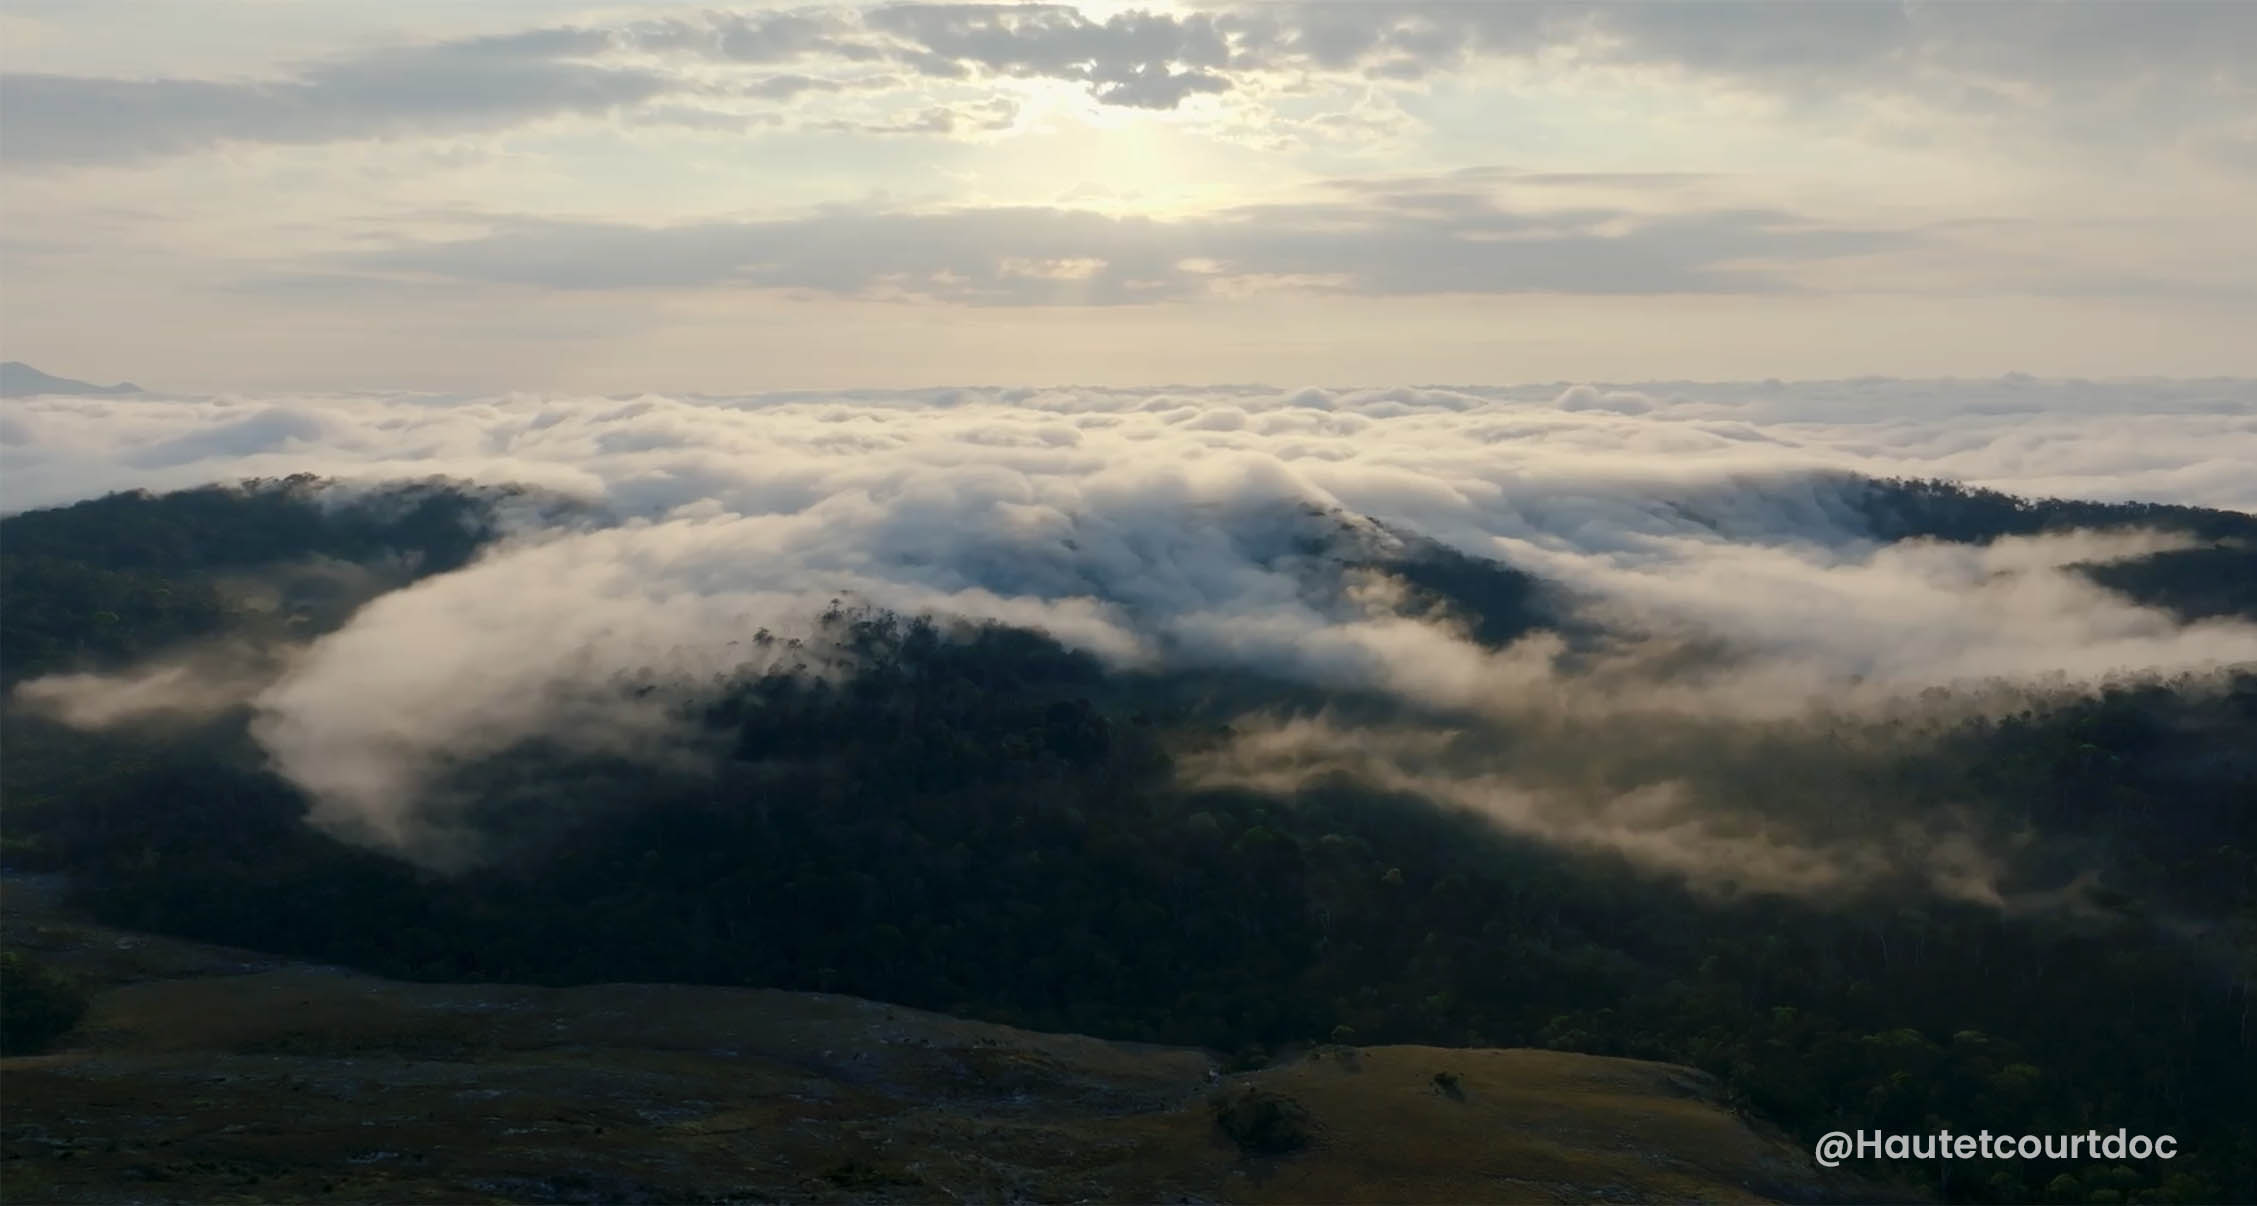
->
[1091,65,1231,110]
[1211,3,1561,72]
[609,5,1243,109]
[741,74,849,101]
[864,3,1237,106]
[0,4,1248,166]
[340,193,1902,303]
[1250,0,2257,100]
[0,33,668,163]
[10,2,2245,164]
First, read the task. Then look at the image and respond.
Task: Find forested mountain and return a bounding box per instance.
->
[3,475,2254,1204]
[1856,477,2257,623]
[0,476,585,683]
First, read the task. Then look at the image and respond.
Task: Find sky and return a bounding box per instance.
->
[3,0,2254,392]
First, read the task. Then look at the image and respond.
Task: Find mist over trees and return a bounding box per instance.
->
[3,476,2254,1203]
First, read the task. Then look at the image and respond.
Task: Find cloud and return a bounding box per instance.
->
[1214,1,2257,102]
[12,1,2249,170]
[1553,385,1656,415]
[336,197,1899,302]
[814,97,1020,136]
[15,644,285,728]
[622,10,861,64]
[0,32,669,164]
[1176,714,2000,901]
[863,3,1236,107]
[9,378,2254,863]
[0,3,1246,167]
[740,73,850,101]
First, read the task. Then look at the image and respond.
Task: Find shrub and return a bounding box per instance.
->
[1,949,88,1055]
[1212,1087,1313,1155]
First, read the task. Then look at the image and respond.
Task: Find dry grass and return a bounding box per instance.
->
[3,882,1876,1204]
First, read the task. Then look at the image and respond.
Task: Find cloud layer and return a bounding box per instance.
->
[342,199,1897,303]
[10,377,2256,840]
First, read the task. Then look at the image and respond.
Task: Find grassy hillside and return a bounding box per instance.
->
[2,883,1877,1204]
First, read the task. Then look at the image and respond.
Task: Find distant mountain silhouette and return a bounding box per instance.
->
[1,362,144,396]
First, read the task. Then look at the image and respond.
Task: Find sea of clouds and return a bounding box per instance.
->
[7,377,2256,878]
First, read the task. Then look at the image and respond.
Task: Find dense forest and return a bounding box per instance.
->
[3,475,2254,1204]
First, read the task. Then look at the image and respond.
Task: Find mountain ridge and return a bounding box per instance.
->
[0,362,144,397]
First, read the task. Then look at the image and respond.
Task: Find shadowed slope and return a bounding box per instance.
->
[1,888,1875,1204]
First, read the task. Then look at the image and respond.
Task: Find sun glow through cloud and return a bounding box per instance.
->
[0,0,2250,388]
